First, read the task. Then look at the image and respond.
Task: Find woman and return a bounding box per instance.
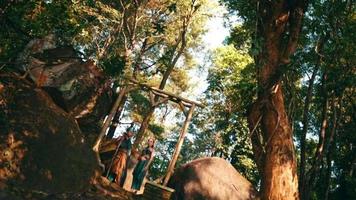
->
[131,138,155,192]
[108,129,134,185]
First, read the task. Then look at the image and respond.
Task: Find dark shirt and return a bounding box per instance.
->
[119,137,132,152]
[141,147,153,160]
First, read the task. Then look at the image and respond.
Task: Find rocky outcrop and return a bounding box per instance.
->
[23,44,113,144]
[0,74,97,193]
[0,36,119,198]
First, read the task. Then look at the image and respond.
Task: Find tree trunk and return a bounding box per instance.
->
[299,35,328,195]
[132,10,191,148]
[131,61,179,149]
[303,73,329,200]
[323,95,339,200]
[324,150,332,200]
[248,1,308,199]
[132,107,155,149]
[323,131,333,200]
[132,49,182,148]
[251,86,299,200]
[299,65,318,194]
[131,56,178,148]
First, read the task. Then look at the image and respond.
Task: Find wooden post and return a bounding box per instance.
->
[92,86,127,158]
[106,95,128,139]
[163,104,196,186]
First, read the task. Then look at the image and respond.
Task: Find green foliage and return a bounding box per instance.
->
[100,55,125,76]
[128,91,151,119]
[220,0,256,30]
[148,123,165,140]
[190,44,259,183]
[292,2,355,198]
[0,1,76,61]
[225,25,251,49]
[219,0,355,197]
[2,0,354,197]
[148,120,196,181]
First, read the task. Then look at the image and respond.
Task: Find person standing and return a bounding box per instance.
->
[131,138,155,192]
[108,129,134,185]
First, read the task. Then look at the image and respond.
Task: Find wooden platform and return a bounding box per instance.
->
[140,181,175,200]
[96,176,174,200]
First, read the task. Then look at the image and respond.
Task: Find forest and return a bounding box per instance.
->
[0,0,355,200]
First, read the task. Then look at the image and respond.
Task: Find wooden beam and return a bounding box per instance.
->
[129,79,204,108]
[151,90,193,108]
[149,90,155,106]
[169,96,193,108]
[178,101,188,117]
[151,89,169,98]
[92,86,128,169]
[153,97,170,107]
[163,104,196,186]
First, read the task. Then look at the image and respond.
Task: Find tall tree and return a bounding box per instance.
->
[294,1,355,198]
[223,0,309,199]
[191,44,259,184]
[132,0,211,148]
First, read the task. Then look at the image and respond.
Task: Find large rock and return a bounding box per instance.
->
[168,157,259,200]
[0,74,97,193]
[20,38,113,144]
[31,48,112,142]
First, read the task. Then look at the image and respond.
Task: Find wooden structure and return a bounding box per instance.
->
[128,79,204,186]
[141,181,175,200]
[93,78,204,198]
